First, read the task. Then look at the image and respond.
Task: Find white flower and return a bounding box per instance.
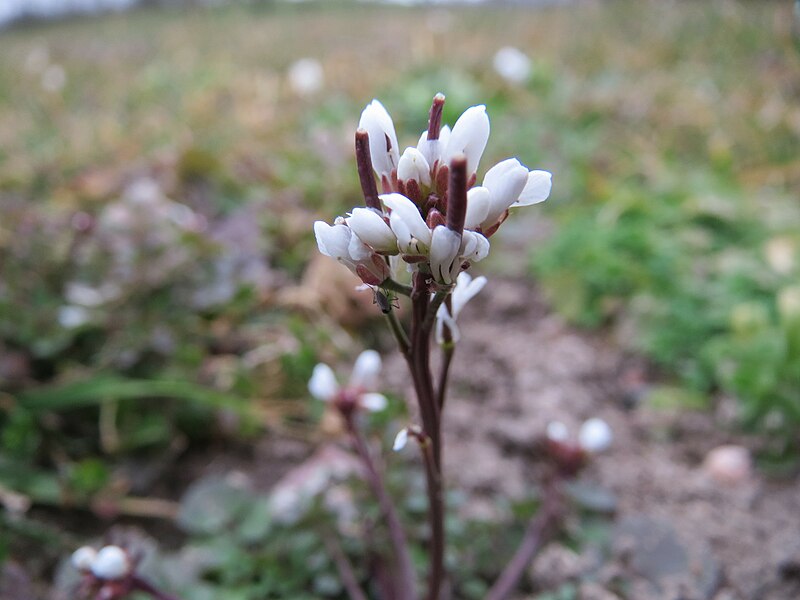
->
[493,46,532,84]
[91,546,130,581]
[58,305,91,329]
[309,350,388,413]
[546,421,569,443]
[71,546,97,572]
[382,193,489,284]
[345,208,397,253]
[287,58,324,97]
[471,159,552,231]
[359,99,400,180]
[382,193,432,253]
[350,349,382,390]
[443,105,490,175]
[309,363,339,402]
[393,428,409,451]
[313,220,390,285]
[397,147,432,187]
[429,226,462,284]
[578,418,613,453]
[435,271,487,343]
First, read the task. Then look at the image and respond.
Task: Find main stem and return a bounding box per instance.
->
[409,273,446,600]
[346,416,417,600]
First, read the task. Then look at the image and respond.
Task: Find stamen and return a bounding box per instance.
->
[355,129,381,210]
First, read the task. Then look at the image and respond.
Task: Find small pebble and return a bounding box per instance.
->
[703,445,752,485]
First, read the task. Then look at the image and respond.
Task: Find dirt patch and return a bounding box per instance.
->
[383,277,799,600]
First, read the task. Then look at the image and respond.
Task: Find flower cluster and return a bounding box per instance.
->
[314,94,551,287]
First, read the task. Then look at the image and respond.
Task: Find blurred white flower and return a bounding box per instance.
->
[71,546,96,572]
[578,418,613,453]
[545,420,569,443]
[58,305,91,329]
[435,271,487,343]
[393,428,409,451]
[308,350,388,413]
[91,545,130,580]
[41,64,66,93]
[493,46,532,85]
[287,58,324,97]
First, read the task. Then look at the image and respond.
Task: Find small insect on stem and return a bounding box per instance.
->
[373,288,400,314]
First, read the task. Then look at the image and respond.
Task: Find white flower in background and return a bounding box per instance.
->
[359,99,400,180]
[545,421,569,443]
[493,46,532,85]
[71,546,97,572]
[546,418,613,454]
[58,305,91,329]
[287,58,324,97]
[41,64,66,93]
[90,545,130,581]
[309,350,388,412]
[435,271,487,343]
[393,427,409,451]
[577,418,613,453]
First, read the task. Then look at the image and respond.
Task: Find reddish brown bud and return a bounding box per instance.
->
[446,155,468,235]
[355,129,380,211]
[427,93,446,141]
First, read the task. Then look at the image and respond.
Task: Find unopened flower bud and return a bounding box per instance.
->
[91,546,130,581]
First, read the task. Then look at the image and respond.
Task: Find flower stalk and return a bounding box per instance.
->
[312,93,554,600]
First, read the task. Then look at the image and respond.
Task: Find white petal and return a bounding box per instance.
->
[91,546,129,581]
[451,272,487,318]
[71,546,97,572]
[578,418,613,453]
[389,210,413,252]
[397,147,431,186]
[393,428,409,451]
[464,186,491,230]
[308,363,339,401]
[347,232,374,263]
[546,421,569,442]
[429,226,462,284]
[314,221,351,259]
[514,170,552,206]
[435,303,461,344]
[444,105,490,174]
[360,392,388,412]
[359,99,400,178]
[346,208,397,253]
[481,158,529,226]
[416,125,450,166]
[459,230,490,263]
[350,349,382,390]
[381,193,432,246]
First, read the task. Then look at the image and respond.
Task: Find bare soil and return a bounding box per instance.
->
[391,277,800,600]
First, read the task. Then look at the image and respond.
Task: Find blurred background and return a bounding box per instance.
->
[1,0,799,598]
